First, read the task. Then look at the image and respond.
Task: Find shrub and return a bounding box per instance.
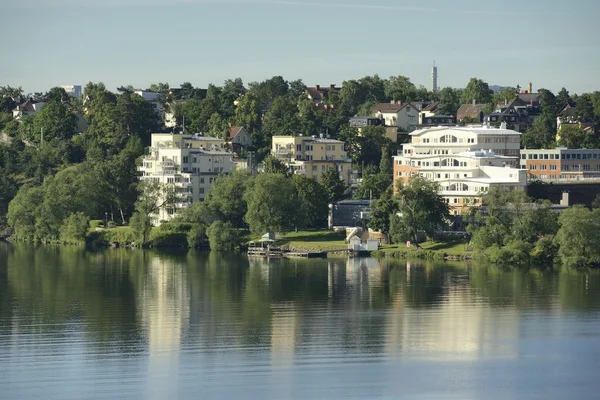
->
[89,220,104,229]
[60,212,90,245]
[530,235,558,265]
[187,224,207,248]
[206,220,240,251]
[149,231,187,248]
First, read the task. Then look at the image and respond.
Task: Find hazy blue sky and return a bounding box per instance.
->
[1,0,599,94]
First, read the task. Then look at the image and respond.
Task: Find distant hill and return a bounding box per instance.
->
[489,85,507,94]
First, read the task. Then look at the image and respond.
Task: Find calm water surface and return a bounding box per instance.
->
[1,242,600,399]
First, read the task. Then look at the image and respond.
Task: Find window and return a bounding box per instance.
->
[540,165,547,170]
[530,165,537,170]
[543,154,548,160]
[183,156,189,163]
[200,178,205,184]
[199,188,204,194]
[167,177,174,183]
[550,164,557,170]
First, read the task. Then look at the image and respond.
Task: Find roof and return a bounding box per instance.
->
[306,85,340,101]
[372,102,410,113]
[516,92,542,105]
[456,104,486,120]
[409,125,522,136]
[229,126,245,139]
[306,138,345,144]
[421,102,440,112]
[187,134,222,141]
[190,150,232,155]
[12,99,42,112]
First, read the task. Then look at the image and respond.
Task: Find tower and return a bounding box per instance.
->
[431,61,438,92]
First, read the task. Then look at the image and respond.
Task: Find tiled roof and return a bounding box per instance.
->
[372,102,408,113]
[229,126,244,139]
[456,104,486,120]
[421,102,440,112]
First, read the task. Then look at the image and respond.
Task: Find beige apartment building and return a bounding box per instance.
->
[271,135,354,183]
[138,133,234,223]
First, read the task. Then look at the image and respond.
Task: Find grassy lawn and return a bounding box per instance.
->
[381,239,470,256]
[273,230,348,251]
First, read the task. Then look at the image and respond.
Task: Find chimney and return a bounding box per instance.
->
[472,99,476,105]
[330,84,336,89]
[560,191,570,207]
[528,82,533,94]
[315,85,320,90]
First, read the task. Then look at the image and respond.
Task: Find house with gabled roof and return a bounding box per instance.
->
[456,103,486,122]
[306,84,341,105]
[12,99,45,119]
[227,126,253,153]
[371,101,422,132]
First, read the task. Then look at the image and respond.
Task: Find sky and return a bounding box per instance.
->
[1,0,599,95]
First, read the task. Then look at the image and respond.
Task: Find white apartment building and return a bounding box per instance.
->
[138,133,234,223]
[393,124,526,214]
[60,85,82,98]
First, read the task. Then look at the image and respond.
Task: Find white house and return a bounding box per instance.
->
[12,99,45,119]
[371,101,421,132]
[138,133,234,223]
[393,124,526,214]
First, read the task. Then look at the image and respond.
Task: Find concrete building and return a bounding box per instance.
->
[138,133,234,223]
[520,148,600,182]
[349,116,398,143]
[271,135,354,184]
[431,61,438,92]
[60,85,82,98]
[393,125,526,214]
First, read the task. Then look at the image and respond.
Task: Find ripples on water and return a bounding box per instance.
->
[1,243,600,399]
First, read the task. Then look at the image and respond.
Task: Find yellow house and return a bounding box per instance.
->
[271,135,354,183]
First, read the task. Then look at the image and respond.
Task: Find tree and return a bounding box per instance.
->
[262,155,290,176]
[437,87,461,115]
[60,212,90,244]
[384,75,417,103]
[538,88,557,117]
[557,125,597,149]
[368,186,397,241]
[233,93,262,133]
[321,168,347,203]
[6,184,45,240]
[556,87,571,108]
[395,176,449,246]
[19,101,77,145]
[115,91,160,143]
[206,220,240,251]
[204,170,251,228]
[129,212,153,245]
[461,78,493,105]
[493,87,517,106]
[244,173,298,234]
[521,113,556,149]
[555,205,600,267]
[292,175,329,229]
[573,93,595,122]
[357,125,393,167]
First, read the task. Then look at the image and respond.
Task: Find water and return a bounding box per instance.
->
[1,242,600,399]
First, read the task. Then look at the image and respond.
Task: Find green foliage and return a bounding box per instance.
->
[530,235,558,265]
[60,212,90,245]
[262,155,290,175]
[19,101,77,145]
[187,224,207,248]
[368,186,397,237]
[461,78,493,105]
[522,113,556,149]
[437,87,462,116]
[129,212,153,245]
[7,184,45,240]
[204,171,251,228]
[395,176,449,245]
[555,206,600,267]
[320,168,347,203]
[292,175,329,229]
[244,173,298,234]
[206,220,240,251]
[485,240,532,265]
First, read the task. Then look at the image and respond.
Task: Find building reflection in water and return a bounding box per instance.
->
[140,254,190,399]
[384,260,520,361]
